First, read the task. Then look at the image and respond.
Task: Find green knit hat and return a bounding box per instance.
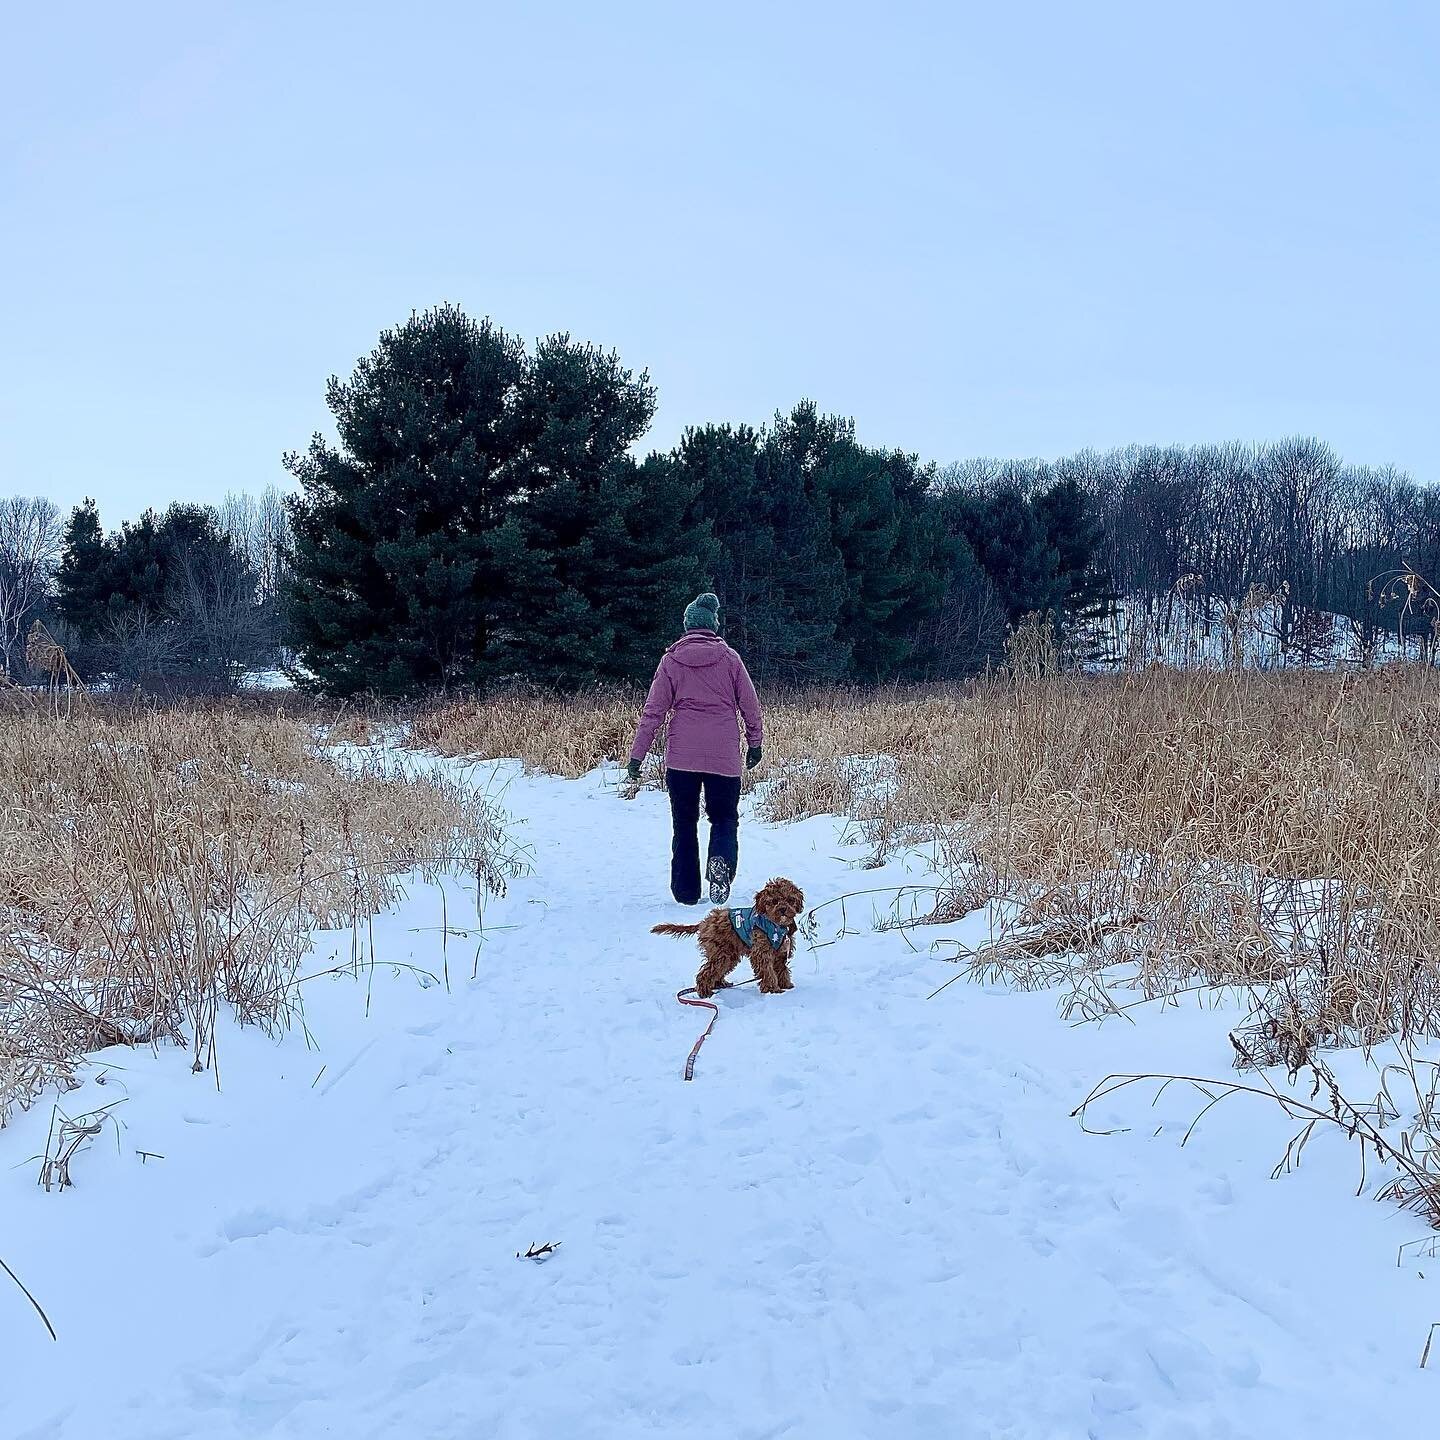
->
[683,592,721,633]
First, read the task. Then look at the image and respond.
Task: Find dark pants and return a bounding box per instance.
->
[666,769,741,904]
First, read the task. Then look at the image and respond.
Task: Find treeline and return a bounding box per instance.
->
[949,441,1440,657]
[2,304,1435,694]
[0,489,291,693]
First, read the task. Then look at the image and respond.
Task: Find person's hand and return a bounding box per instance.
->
[745,746,762,771]
[626,758,642,782]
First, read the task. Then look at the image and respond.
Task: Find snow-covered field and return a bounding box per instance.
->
[5,758,1437,1438]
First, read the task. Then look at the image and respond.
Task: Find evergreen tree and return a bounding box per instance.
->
[818,439,949,682]
[1034,476,1112,625]
[601,453,717,683]
[675,403,950,684]
[491,335,708,688]
[912,528,1007,679]
[56,500,262,686]
[673,421,774,662]
[285,305,527,695]
[943,484,1060,621]
[676,405,853,686]
[56,499,118,641]
[56,501,173,673]
[753,402,851,683]
[111,511,168,614]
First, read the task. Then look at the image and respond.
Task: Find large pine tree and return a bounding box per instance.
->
[287,313,712,694]
[489,336,710,688]
[55,502,179,637]
[285,305,528,695]
[673,403,954,684]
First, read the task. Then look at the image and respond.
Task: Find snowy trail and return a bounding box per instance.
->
[7,764,1437,1438]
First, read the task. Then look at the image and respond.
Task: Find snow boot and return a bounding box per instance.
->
[707,856,733,905]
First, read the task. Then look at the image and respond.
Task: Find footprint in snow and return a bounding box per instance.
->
[834,1132,882,1165]
[196,1207,288,1254]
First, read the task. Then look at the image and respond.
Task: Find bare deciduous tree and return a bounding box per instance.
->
[98,608,182,693]
[167,540,271,692]
[218,486,293,661]
[0,496,63,677]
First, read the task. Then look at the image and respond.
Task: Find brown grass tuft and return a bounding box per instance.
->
[409,689,643,779]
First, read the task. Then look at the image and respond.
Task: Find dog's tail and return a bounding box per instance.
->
[651,922,702,937]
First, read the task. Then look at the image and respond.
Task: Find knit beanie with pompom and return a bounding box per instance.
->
[682,592,721,633]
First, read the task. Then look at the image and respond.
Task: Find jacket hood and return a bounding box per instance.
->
[665,631,729,668]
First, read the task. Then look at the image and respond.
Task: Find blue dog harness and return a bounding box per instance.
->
[728,906,787,950]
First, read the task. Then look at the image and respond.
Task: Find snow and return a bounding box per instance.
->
[239,668,296,692]
[4,758,1438,1438]
[1088,595,1427,671]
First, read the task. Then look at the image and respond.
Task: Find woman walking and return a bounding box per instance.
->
[626,593,763,905]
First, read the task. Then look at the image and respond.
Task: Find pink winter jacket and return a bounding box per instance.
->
[629,631,763,778]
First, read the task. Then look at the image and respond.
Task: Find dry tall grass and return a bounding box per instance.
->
[407,673,1440,1037]
[409,688,642,778]
[0,703,515,1123]
[753,670,1440,1043]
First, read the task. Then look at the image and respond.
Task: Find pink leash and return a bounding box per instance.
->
[675,978,757,1081]
[675,987,719,1081]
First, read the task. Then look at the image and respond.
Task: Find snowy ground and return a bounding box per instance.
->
[5,760,1437,1438]
[1089,596,1425,672]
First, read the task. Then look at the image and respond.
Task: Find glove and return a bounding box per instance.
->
[745,746,762,771]
[625,758,642,782]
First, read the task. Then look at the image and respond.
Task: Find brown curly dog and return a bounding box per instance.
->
[652,877,805,997]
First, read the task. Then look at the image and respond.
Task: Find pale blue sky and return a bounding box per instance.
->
[3,1,1437,521]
